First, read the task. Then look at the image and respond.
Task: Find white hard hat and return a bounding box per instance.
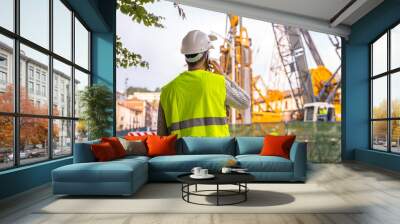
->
[181,30,215,55]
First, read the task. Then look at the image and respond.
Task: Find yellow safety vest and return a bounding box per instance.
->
[160,70,230,138]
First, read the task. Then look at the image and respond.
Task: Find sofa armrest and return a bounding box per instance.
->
[73,140,100,163]
[289,142,307,182]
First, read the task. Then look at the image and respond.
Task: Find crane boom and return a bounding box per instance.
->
[271,24,315,108]
[299,29,325,66]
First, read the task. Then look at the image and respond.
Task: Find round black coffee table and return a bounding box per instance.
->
[177,173,255,206]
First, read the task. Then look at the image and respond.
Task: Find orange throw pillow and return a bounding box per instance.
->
[101,137,127,158]
[260,135,296,159]
[91,142,117,162]
[146,135,177,157]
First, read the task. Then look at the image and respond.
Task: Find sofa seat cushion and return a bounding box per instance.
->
[53,159,147,183]
[149,154,235,172]
[117,155,150,162]
[236,155,293,172]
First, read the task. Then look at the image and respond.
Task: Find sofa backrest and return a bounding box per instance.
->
[178,137,236,155]
[73,139,100,163]
[74,137,302,160]
[235,137,264,155]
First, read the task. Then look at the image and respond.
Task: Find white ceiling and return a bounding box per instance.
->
[226,0,352,23]
[166,0,384,37]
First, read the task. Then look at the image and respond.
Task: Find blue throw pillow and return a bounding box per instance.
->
[236,137,264,155]
[179,137,235,155]
[73,139,100,163]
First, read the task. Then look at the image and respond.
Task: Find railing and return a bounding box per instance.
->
[116,122,342,163]
[230,122,341,163]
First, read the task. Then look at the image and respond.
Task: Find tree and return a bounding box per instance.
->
[0,85,59,150]
[126,86,152,95]
[371,99,400,141]
[116,0,185,69]
[372,100,388,139]
[116,0,164,69]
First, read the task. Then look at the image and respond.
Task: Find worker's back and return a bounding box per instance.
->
[160,70,229,137]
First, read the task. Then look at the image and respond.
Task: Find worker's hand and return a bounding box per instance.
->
[209,59,224,75]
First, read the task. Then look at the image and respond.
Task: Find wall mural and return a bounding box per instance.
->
[115,1,342,162]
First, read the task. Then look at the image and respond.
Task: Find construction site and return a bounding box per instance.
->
[116,13,343,162]
[218,15,341,125]
[216,15,342,162]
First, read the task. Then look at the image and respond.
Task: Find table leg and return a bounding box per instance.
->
[217,184,219,206]
[245,183,247,201]
[187,184,190,202]
[195,184,198,192]
[181,184,183,199]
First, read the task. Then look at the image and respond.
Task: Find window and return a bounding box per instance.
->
[0,35,13,113]
[36,84,40,95]
[53,59,72,117]
[0,55,7,67]
[370,23,400,153]
[54,89,58,100]
[0,54,8,91]
[0,72,7,84]
[28,67,34,80]
[20,0,49,48]
[28,81,34,94]
[0,1,91,170]
[19,117,49,165]
[35,70,40,81]
[74,18,90,70]
[0,0,14,31]
[391,24,400,70]
[372,34,387,77]
[74,69,89,118]
[42,85,46,97]
[74,69,89,143]
[0,116,13,170]
[53,0,72,60]
[53,119,72,158]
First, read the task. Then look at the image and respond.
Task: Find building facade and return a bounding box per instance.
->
[0,41,73,155]
[116,91,160,133]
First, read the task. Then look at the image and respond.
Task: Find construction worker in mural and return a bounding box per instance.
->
[318,106,329,122]
[157,30,250,137]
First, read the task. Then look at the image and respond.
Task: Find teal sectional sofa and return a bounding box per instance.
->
[52,137,307,196]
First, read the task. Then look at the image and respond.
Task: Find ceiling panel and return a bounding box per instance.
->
[166,0,383,37]
[225,0,352,21]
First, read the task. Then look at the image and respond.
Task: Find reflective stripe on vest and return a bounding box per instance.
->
[160,70,230,137]
[169,117,227,132]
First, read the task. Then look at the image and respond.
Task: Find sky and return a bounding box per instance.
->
[0,0,89,71]
[116,1,342,93]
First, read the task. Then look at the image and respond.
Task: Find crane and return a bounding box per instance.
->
[219,15,341,123]
[268,24,341,122]
[219,15,252,124]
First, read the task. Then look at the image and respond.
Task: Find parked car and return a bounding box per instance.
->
[8,150,32,160]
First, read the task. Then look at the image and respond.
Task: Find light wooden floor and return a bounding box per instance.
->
[1,162,400,224]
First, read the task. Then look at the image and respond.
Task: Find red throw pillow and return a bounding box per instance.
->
[91,142,117,162]
[260,135,296,159]
[101,137,127,158]
[146,135,177,157]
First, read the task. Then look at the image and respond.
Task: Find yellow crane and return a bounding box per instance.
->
[219,15,341,123]
[252,75,283,123]
[219,15,252,124]
[308,66,341,121]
